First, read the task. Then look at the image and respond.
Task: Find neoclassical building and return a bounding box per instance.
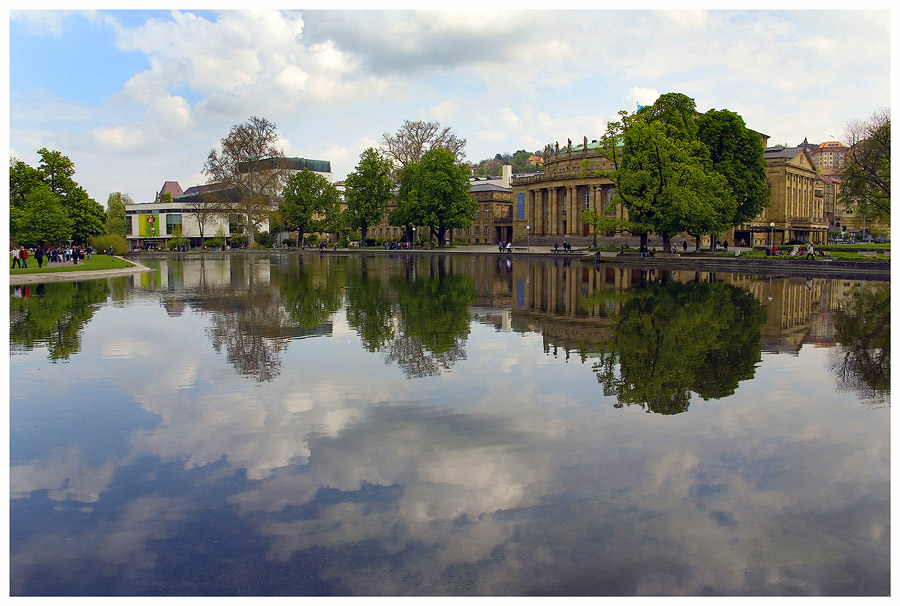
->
[511,136,828,247]
[511,138,621,242]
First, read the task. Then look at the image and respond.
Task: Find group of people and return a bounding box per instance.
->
[498,241,513,254]
[11,245,94,269]
[552,241,572,254]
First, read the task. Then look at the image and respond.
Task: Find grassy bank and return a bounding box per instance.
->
[10,255,134,275]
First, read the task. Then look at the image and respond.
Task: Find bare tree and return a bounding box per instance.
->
[203,116,288,248]
[184,187,234,247]
[381,119,467,169]
[841,108,890,223]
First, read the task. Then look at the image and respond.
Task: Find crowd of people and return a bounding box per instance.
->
[10,244,101,269]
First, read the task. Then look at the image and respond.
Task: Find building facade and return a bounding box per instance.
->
[510,137,829,248]
[126,157,331,249]
[511,138,621,243]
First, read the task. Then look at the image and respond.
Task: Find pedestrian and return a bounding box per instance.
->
[11,246,20,269]
[554,242,559,254]
[506,242,512,255]
[723,240,728,251]
[805,242,815,260]
[35,246,44,268]
[20,246,28,268]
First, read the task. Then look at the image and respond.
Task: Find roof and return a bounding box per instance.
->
[469,182,512,194]
[236,156,332,174]
[764,145,804,160]
[158,181,184,199]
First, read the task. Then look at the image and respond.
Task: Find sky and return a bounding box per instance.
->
[6,7,893,207]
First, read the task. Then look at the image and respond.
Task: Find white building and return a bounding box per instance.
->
[126,157,331,249]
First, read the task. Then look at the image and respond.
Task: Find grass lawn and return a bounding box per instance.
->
[10,255,135,275]
[739,249,889,260]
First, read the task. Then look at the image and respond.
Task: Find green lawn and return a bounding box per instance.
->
[10,254,134,275]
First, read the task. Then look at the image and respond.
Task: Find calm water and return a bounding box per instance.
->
[9,253,890,596]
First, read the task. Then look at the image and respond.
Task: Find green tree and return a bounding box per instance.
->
[404,148,475,247]
[602,93,764,250]
[105,192,130,237]
[696,109,770,227]
[10,150,104,244]
[344,147,394,245]
[840,108,890,224]
[611,115,732,250]
[279,168,342,245]
[36,148,105,243]
[203,116,288,248]
[13,184,73,245]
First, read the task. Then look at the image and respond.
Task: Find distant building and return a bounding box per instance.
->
[811,140,849,172]
[126,157,331,249]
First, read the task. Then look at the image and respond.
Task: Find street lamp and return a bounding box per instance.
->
[411,227,416,249]
[526,225,530,252]
[769,222,775,249]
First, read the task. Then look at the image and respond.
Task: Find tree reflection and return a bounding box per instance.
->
[204,256,346,382]
[344,256,396,352]
[594,278,765,414]
[10,281,109,361]
[829,284,890,405]
[386,256,477,378]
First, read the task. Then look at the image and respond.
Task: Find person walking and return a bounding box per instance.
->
[35,246,44,268]
[11,246,20,269]
[805,242,815,260]
[20,247,28,268]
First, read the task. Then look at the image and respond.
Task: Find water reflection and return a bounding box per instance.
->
[9,254,890,595]
[10,280,109,360]
[593,278,766,414]
[829,283,890,405]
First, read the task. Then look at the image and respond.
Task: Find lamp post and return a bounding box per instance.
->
[412,227,416,249]
[526,225,530,252]
[769,222,775,249]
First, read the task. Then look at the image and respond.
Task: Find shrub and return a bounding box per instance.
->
[89,234,128,255]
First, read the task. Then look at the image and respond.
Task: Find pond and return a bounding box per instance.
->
[9,252,890,596]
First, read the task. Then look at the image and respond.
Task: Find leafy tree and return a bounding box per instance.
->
[13,184,73,245]
[278,168,342,245]
[402,148,475,247]
[696,109,770,226]
[381,119,467,173]
[840,108,890,224]
[611,115,732,250]
[10,150,104,244]
[203,116,288,248]
[105,192,130,237]
[601,93,764,250]
[344,147,394,245]
[36,148,105,243]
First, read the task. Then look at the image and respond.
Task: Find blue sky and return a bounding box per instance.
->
[7,8,893,207]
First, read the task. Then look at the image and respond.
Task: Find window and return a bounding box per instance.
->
[166,213,182,235]
[125,216,132,235]
[583,189,590,210]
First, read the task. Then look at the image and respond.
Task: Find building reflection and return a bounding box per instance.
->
[110,253,886,398]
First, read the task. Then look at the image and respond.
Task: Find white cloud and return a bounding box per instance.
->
[90,126,146,150]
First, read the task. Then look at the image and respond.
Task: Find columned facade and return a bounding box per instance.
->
[513,139,623,242]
